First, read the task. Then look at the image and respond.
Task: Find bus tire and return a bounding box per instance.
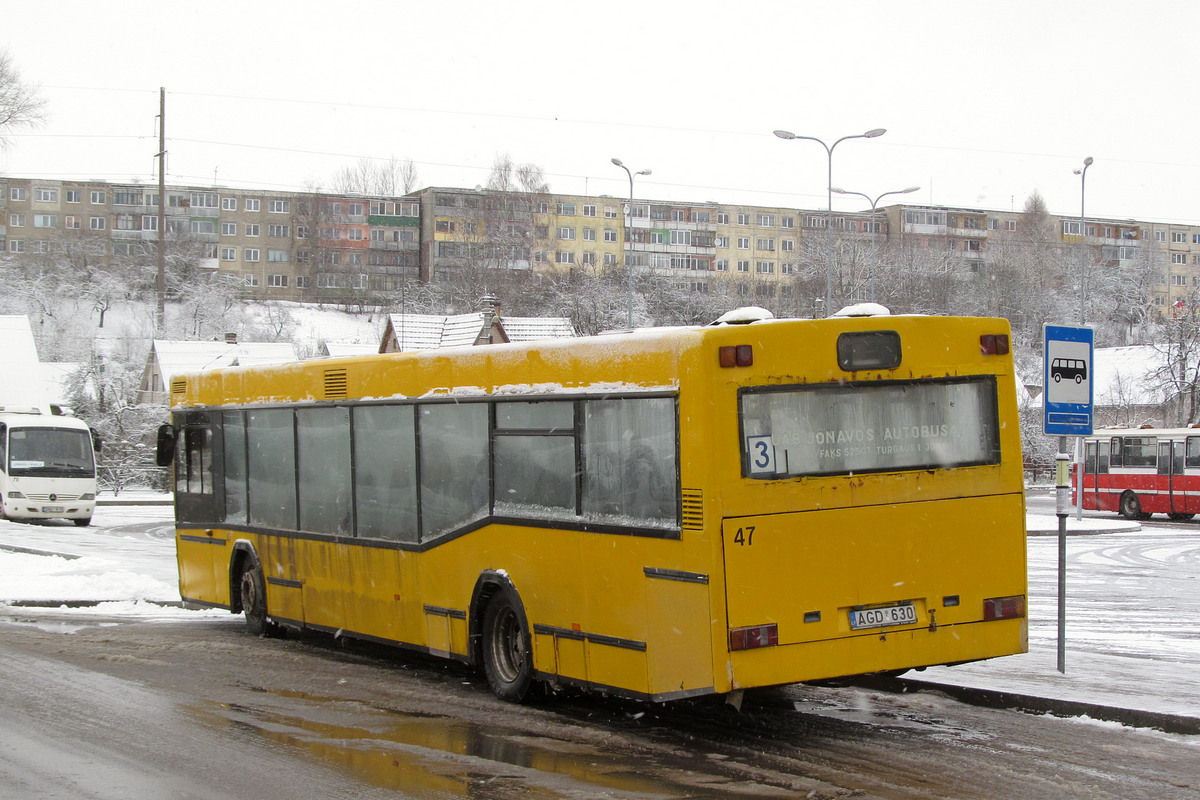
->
[73,517,91,527]
[481,588,533,703]
[1119,491,1146,521]
[240,560,280,638]
[1167,512,1195,522]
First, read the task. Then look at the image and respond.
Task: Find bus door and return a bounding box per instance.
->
[1084,439,1103,511]
[1188,438,1200,515]
[1158,441,1173,515]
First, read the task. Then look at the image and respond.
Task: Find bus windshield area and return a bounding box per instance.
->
[6,427,96,478]
[740,377,1000,478]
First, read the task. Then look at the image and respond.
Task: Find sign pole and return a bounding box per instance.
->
[1043,324,1094,677]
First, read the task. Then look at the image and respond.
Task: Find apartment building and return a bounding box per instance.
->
[1,176,1194,313]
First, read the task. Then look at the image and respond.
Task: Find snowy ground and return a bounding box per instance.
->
[1,493,1197,722]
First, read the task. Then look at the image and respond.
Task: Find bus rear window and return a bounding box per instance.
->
[740,377,1000,478]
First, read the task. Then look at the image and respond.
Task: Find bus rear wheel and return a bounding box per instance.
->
[240,560,280,637]
[1167,512,1195,522]
[1119,491,1150,521]
[481,589,533,702]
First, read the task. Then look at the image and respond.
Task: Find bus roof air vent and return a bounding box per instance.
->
[710,307,774,325]
[832,303,891,318]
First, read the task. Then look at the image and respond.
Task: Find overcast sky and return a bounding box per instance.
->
[3,0,1198,224]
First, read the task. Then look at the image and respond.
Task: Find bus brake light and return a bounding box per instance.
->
[719,345,754,368]
[983,595,1025,620]
[980,334,1010,356]
[729,623,778,650]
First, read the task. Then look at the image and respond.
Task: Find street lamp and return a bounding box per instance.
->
[773,127,886,314]
[1073,157,1094,326]
[611,157,652,328]
[830,185,920,302]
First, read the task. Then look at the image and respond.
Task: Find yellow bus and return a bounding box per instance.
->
[158,309,1027,703]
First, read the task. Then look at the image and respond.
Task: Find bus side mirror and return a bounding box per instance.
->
[91,429,103,454]
[156,424,176,467]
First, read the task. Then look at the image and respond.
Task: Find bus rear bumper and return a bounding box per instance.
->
[725,617,1027,692]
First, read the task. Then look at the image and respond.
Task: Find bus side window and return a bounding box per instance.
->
[1110,439,1122,469]
[1187,438,1200,470]
[1084,441,1097,474]
[0,422,6,471]
[175,413,219,523]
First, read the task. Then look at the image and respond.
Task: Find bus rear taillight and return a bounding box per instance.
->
[729,623,778,650]
[980,334,1010,356]
[983,595,1025,620]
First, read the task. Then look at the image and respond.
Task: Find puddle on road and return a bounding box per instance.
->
[190,688,794,799]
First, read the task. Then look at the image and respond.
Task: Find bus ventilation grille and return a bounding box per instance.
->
[170,378,187,397]
[681,489,704,530]
[324,369,349,399]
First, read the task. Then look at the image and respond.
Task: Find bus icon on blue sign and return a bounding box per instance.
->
[1050,358,1087,384]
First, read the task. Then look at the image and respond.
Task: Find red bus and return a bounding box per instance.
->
[1076,427,1200,521]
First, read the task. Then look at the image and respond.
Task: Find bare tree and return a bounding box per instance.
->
[0,49,46,148]
[332,156,420,196]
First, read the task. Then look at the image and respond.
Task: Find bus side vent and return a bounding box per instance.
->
[681,489,704,530]
[323,368,349,399]
[170,378,187,397]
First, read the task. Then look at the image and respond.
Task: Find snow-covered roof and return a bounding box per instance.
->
[0,315,51,413]
[318,342,379,359]
[381,312,575,353]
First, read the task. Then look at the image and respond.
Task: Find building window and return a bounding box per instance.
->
[89,216,106,230]
[269,200,290,213]
[557,227,575,240]
[64,215,81,229]
[716,259,729,271]
[191,219,216,234]
[9,187,27,201]
[244,274,259,287]
[8,239,24,252]
[1157,231,1168,242]
[268,249,288,262]
[142,215,158,231]
[191,192,217,208]
[244,223,260,237]
[245,248,260,262]
[781,239,795,252]
[1172,252,1187,264]
[33,214,56,228]
[603,253,617,266]
[692,210,711,223]
[604,229,617,242]
[1172,231,1186,243]
[556,251,575,264]
[1063,221,1081,236]
[757,261,774,273]
[737,237,750,249]
[269,224,289,238]
[650,231,665,245]
[245,199,261,212]
[717,212,730,224]
[737,213,751,225]
[296,276,310,288]
[268,274,289,288]
[111,190,141,206]
[1171,274,1187,286]
[7,212,24,227]
[348,203,364,216]
[65,190,81,203]
[582,228,596,241]
[758,214,775,227]
[737,260,750,272]
[581,252,596,266]
[435,220,454,233]
[965,239,982,251]
[863,221,881,234]
[34,188,58,202]
[715,235,729,248]
[347,228,363,241]
[221,247,237,261]
[581,204,596,217]
[781,216,795,229]
[221,197,237,211]
[556,202,576,216]
[114,214,137,230]
[1006,220,1017,232]
[671,230,691,245]
[756,237,774,251]
[604,206,617,219]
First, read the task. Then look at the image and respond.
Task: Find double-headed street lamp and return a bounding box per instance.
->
[830,185,920,302]
[611,157,652,328]
[1074,157,1094,326]
[773,127,886,314]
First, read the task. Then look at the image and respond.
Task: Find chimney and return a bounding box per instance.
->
[479,294,502,319]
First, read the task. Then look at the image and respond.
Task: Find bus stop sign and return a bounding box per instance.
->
[1043,324,1094,436]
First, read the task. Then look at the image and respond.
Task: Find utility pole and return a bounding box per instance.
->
[156,87,167,331]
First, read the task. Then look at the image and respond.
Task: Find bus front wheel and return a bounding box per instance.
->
[1119,491,1150,521]
[240,560,280,637]
[481,589,533,702]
